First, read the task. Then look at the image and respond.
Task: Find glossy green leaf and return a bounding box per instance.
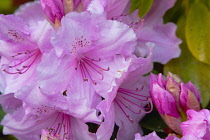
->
[164,15,210,108]
[206,102,210,110]
[185,2,210,65]
[140,110,167,133]
[201,0,210,10]
[0,107,5,134]
[0,1,12,10]
[164,0,184,23]
[130,0,154,18]
[0,0,15,14]
[0,107,5,122]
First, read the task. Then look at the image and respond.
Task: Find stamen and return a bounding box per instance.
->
[111,14,144,31]
[128,19,144,31]
[2,49,40,74]
[111,14,127,21]
[114,87,153,123]
[70,36,90,54]
[118,87,148,101]
[44,113,73,140]
[34,105,57,117]
[133,19,144,31]
[75,56,110,85]
[7,29,24,42]
[115,100,134,123]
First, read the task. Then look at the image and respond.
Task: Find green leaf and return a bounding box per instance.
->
[0,0,16,14]
[200,0,210,10]
[0,1,12,10]
[140,109,167,133]
[185,1,210,65]
[130,0,154,18]
[164,15,210,108]
[0,107,5,122]
[0,107,5,134]
[164,0,184,23]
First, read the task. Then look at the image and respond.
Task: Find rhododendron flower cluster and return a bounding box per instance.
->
[0,0,181,140]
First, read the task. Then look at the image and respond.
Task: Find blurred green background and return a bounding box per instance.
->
[0,0,33,14]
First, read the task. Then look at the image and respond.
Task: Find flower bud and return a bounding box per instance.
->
[40,0,89,29]
[180,82,201,112]
[167,72,183,84]
[151,82,180,118]
[40,0,65,24]
[166,77,182,112]
[150,73,182,134]
[150,72,202,134]
[162,114,182,135]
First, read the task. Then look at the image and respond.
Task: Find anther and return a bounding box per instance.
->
[84,78,88,82]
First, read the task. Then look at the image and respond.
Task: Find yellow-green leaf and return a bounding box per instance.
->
[0,1,12,10]
[0,0,14,14]
[140,110,167,132]
[130,0,154,18]
[164,15,210,108]
[164,0,184,23]
[185,2,210,65]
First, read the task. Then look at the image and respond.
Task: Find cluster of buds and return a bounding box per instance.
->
[150,72,201,135]
[0,0,182,139]
[40,0,87,28]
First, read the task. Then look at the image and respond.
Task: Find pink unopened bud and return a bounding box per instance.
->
[151,82,180,118]
[150,72,202,135]
[40,0,89,29]
[150,73,182,134]
[166,77,182,112]
[167,72,183,84]
[162,114,182,135]
[63,0,86,13]
[180,82,201,112]
[40,0,65,23]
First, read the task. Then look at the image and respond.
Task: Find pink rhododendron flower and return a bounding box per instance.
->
[1,107,96,140]
[180,109,210,140]
[15,83,100,122]
[0,14,54,94]
[99,0,130,19]
[0,93,22,114]
[37,10,137,103]
[36,10,139,130]
[134,132,201,140]
[106,0,181,64]
[1,85,97,140]
[96,47,153,140]
[14,1,45,26]
[97,75,152,140]
[0,0,185,140]
[135,0,181,64]
[0,70,6,92]
[40,0,130,28]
